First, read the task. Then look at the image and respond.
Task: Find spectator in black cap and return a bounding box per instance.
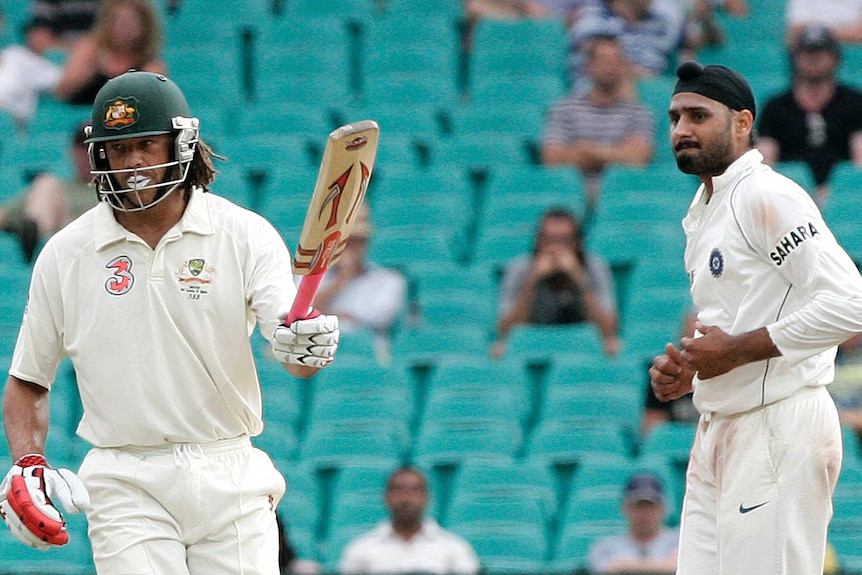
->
[757,24,862,204]
[586,471,678,574]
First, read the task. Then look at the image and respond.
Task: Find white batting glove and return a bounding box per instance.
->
[0,454,90,550]
[272,312,340,368]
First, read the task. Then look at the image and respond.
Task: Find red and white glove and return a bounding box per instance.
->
[272,312,340,368]
[0,454,90,550]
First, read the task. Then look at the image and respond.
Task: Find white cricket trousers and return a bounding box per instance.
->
[677,386,843,575]
[77,435,286,575]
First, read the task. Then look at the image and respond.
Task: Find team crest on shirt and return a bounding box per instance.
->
[176,258,215,300]
[709,248,724,278]
[105,255,135,295]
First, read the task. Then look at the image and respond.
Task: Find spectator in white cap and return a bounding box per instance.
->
[586,472,679,574]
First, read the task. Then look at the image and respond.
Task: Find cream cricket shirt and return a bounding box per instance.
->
[683,150,862,415]
[10,189,297,447]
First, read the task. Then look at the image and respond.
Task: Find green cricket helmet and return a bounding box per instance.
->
[85,70,200,212]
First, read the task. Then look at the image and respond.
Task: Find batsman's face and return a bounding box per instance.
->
[669,93,743,177]
[104,134,173,204]
[385,471,427,525]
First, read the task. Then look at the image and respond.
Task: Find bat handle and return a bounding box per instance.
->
[285,272,326,325]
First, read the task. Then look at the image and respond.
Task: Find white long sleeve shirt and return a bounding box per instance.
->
[683,149,862,415]
[10,189,297,447]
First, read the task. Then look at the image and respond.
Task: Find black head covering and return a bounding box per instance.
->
[673,61,756,119]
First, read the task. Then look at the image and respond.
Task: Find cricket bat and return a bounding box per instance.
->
[285,119,379,325]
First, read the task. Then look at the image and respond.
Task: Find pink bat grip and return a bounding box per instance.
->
[286,272,326,325]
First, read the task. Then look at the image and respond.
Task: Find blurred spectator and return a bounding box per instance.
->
[641,309,698,435]
[829,333,862,452]
[673,0,748,60]
[465,0,561,20]
[276,512,321,575]
[492,207,620,358]
[541,34,654,213]
[587,472,678,574]
[757,24,862,203]
[462,0,599,53]
[0,13,63,125]
[465,0,598,23]
[54,0,166,105]
[338,467,480,575]
[26,0,101,52]
[0,120,97,262]
[786,0,862,45]
[567,0,685,90]
[312,204,407,364]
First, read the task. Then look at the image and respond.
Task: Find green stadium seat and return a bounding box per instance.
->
[412,419,521,467]
[471,225,533,269]
[821,162,862,227]
[253,418,300,462]
[445,102,547,140]
[526,421,633,466]
[360,71,460,108]
[0,517,94,574]
[164,0,269,33]
[829,531,862,573]
[468,18,568,83]
[277,463,321,558]
[379,0,463,19]
[418,292,497,331]
[448,522,548,573]
[426,132,533,170]
[368,227,461,269]
[286,0,376,20]
[408,261,498,301]
[537,384,642,433]
[306,386,412,448]
[469,73,567,107]
[638,421,696,465]
[503,323,606,365]
[370,132,430,170]
[227,101,333,141]
[333,101,444,142]
[422,377,526,431]
[363,42,458,81]
[591,164,694,228]
[299,421,405,471]
[255,45,353,108]
[165,47,247,109]
[448,460,558,524]
[372,196,471,239]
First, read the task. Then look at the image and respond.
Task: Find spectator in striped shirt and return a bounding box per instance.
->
[542,34,655,214]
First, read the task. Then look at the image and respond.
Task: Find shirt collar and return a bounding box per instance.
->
[711,148,762,194]
[93,187,214,251]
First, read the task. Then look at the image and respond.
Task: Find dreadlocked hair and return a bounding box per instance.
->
[185,139,223,192]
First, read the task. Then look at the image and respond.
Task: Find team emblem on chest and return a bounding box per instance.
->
[176,258,216,300]
[709,248,724,278]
